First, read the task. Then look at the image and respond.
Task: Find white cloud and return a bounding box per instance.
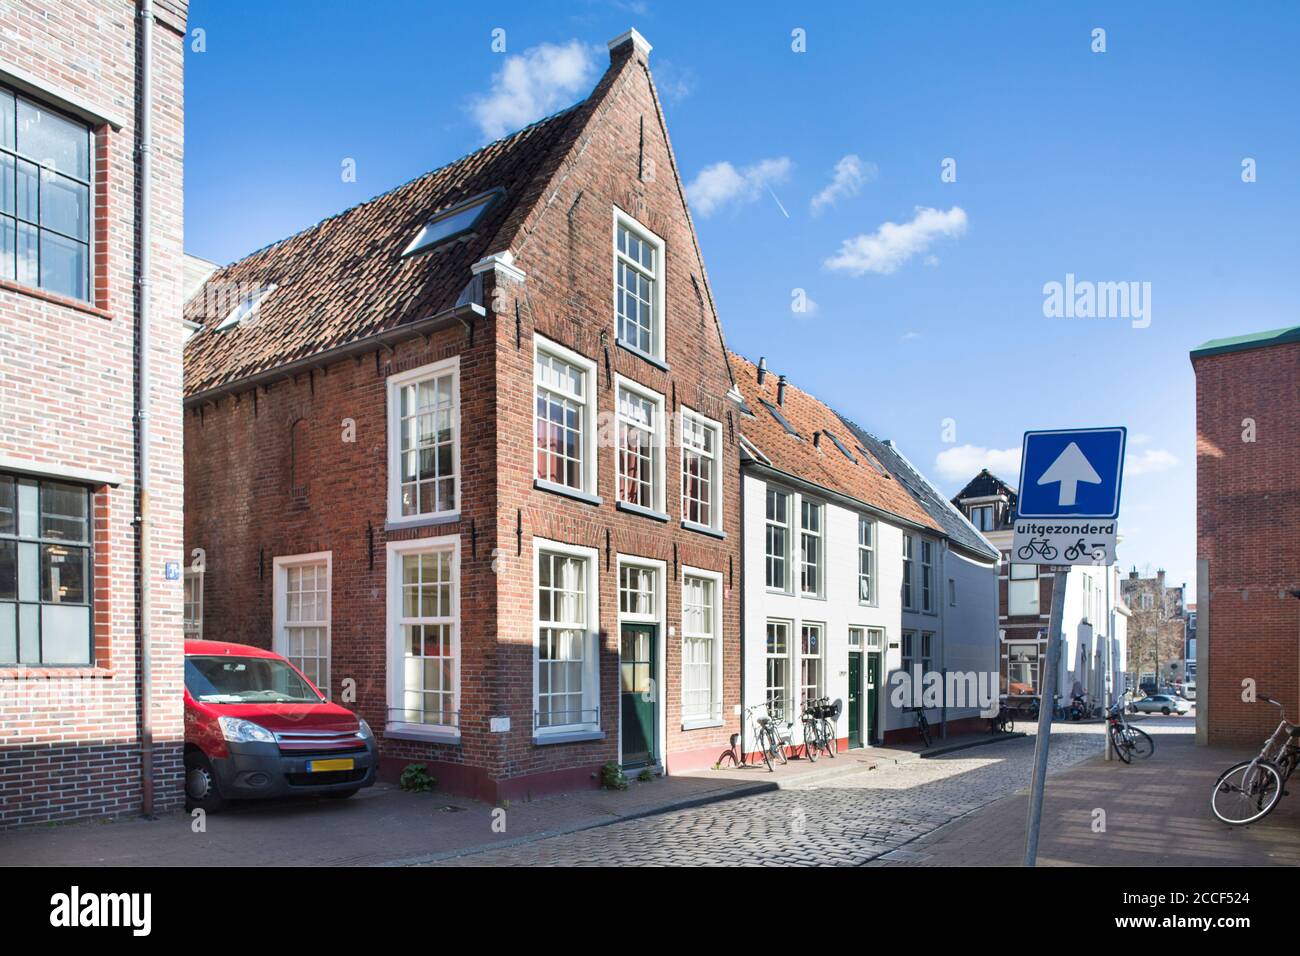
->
[1125,448,1178,475]
[686,157,792,217]
[934,444,1022,483]
[653,61,694,103]
[825,206,968,276]
[811,154,877,213]
[471,41,598,141]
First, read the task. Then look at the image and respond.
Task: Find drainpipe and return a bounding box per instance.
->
[136,0,155,817]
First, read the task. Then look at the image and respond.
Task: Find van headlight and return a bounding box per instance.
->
[356,718,374,740]
[218,716,276,744]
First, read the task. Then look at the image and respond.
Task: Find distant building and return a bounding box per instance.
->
[1191,325,1300,745]
[952,470,1129,709]
[1120,569,1188,690]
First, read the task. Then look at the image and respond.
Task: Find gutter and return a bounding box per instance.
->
[136,0,155,818]
[183,303,487,408]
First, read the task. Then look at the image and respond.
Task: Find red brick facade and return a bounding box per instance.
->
[1193,335,1300,744]
[184,35,741,802]
[0,0,188,827]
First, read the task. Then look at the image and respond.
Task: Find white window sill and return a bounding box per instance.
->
[534,479,602,507]
[384,723,461,745]
[533,728,605,746]
[386,512,460,532]
[681,519,725,540]
[616,500,669,522]
[681,718,724,732]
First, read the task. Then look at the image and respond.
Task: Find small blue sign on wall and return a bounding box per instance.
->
[164,561,180,581]
[1016,427,1126,520]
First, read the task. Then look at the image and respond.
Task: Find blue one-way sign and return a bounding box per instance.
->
[1016,427,1126,520]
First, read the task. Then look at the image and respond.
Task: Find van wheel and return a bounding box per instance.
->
[324,788,360,800]
[185,752,226,813]
[1161,707,1171,715]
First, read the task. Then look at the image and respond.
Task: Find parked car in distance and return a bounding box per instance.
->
[1131,693,1191,716]
[183,639,378,811]
[1183,680,1196,701]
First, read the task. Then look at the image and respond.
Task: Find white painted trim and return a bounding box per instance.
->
[533,537,602,737]
[678,405,724,533]
[471,249,526,284]
[615,553,668,766]
[607,28,652,59]
[385,534,461,739]
[613,373,668,515]
[0,456,122,487]
[534,335,599,497]
[386,355,461,526]
[271,551,333,698]
[612,205,667,362]
[680,564,724,728]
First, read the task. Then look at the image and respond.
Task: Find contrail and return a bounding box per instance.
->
[767,187,789,219]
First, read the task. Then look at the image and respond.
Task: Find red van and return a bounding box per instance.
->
[183,640,377,811]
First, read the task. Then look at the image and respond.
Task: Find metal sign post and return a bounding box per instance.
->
[1024,564,1068,867]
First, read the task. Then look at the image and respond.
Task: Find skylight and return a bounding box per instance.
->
[759,399,800,438]
[215,284,276,331]
[402,189,501,256]
[856,445,891,478]
[822,429,856,463]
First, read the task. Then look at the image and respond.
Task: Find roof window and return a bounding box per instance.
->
[402,189,501,256]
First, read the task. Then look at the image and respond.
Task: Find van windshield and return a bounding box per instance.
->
[185,656,322,704]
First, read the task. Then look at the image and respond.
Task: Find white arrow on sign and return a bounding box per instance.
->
[1037,441,1102,507]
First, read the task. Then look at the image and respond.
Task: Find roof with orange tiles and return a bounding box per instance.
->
[728,352,941,533]
[183,103,587,398]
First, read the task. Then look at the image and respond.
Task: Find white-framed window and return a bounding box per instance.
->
[866,627,884,651]
[387,357,459,524]
[1008,642,1039,694]
[800,622,824,705]
[921,539,934,613]
[183,570,203,640]
[681,568,722,725]
[765,619,792,720]
[848,626,864,649]
[901,630,918,671]
[612,206,666,361]
[273,552,332,695]
[800,500,823,597]
[969,505,994,531]
[857,516,875,604]
[920,632,934,672]
[765,488,790,592]
[534,337,597,495]
[615,376,666,514]
[386,536,459,733]
[1009,562,1040,616]
[680,407,722,531]
[902,534,915,609]
[618,563,657,619]
[535,541,600,733]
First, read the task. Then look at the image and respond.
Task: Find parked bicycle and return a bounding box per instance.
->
[801,696,841,760]
[716,703,770,770]
[990,697,1015,734]
[1210,696,1300,825]
[908,705,932,747]
[1107,695,1154,763]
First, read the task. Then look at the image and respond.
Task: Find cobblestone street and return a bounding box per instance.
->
[437,721,1140,866]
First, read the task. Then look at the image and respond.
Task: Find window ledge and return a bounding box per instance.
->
[616,501,670,523]
[386,512,460,532]
[534,479,602,507]
[383,724,461,745]
[0,666,115,680]
[0,278,111,320]
[615,339,669,372]
[533,729,605,746]
[681,520,725,540]
[681,718,724,732]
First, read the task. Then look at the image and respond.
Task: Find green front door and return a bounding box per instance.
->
[848,651,863,749]
[866,652,881,744]
[620,623,657,768]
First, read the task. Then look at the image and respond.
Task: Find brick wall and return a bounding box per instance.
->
[184,38,740,801]
[0,0,188,828]
[1193,341,1300,744]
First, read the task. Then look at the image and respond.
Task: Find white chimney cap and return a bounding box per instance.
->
[608,28,652,60]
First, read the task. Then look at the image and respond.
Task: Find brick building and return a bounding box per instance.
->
[183,30,742,801]
[1191,325,1300,745]
[952,469,1129,710]
[1120,568,1187,690]
[0,0,188,827]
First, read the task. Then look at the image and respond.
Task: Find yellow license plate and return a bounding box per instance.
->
[307,758,354,773]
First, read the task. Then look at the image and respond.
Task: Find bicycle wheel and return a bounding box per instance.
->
[822,720,837,757]
[918,719,932,748]
[1212,760,1283,825]
[757,727,776,771]
[803,723,818,761]
[1127,727,1154,759]
[773,732,788,765]
[1109,723,1131,763]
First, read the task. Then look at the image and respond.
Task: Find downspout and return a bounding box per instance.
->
[136,0,155,817]
[737,465,747,753]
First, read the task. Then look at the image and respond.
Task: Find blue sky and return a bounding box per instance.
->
[185,1,1300,600]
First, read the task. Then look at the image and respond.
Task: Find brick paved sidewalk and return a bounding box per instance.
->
[878,731,1300,866]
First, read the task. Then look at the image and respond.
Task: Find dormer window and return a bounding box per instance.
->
[969,504,994,531]
[215,284,276,331]
[403,189,500,257]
